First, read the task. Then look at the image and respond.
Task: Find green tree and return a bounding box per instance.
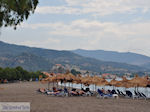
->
[0,66,45,82]
[0,0,38,29]
[71,69,81,76]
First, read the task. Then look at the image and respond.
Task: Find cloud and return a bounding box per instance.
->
[35,0,150,16]
[19,37,60,48]
[21,19,150,51]
[21,19,150,39]
[35,6,81,15]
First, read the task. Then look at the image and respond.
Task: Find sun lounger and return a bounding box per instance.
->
[125,90,137,99]
[69,88,79,96]
[117,89,122,96]
[134,91,143,98]
[134,91,140,97]
[84,88,94,96]
[56,91,66,97]
[64,88,69,96]
[47,90,64,96]
[141,92,147,98]
[137,92,147,100]
[120,91,126,96]
[126,90,133,98]
[97,89,113,99]
[117,89,125,97]
[133,91,147,99]
[70,91,79,96]
[110,90,119,99]
[111,89,117,94]
[37,88,46,94]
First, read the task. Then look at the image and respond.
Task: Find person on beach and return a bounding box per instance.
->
[53,87,61,93]
[78,89,86,95]
[106,89,112,95]
[47,87,60,95]
[101,88,105,93]
[70,88,79,96]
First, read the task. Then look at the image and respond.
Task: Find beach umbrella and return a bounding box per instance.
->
[109,78,119,86]
[75,74,83,89]
[71,74,82,88]
[41,77,52,89]
[42,76,55,82]
[147,79,150,87]
[111,77,133,92]
[64,73,76,81]
[109,78,120,89]
[96,77,109,87]
[81,75,93,86]
[117,76,133,88]
[56,73,64,80]
[64,73,77,89]
[129,75,149,88]
[42,74,59,89]
[55,73,65,88]
[91,76,102,91]
[92,76,101,84]
[72,74,81,84]
[85,76,97,91]
[129,75,150,95]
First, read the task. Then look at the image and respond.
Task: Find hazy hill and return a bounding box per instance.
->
[72,49,150,66]
[0,41,148,73]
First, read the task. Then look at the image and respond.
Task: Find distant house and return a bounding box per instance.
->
[50,64,67,74]
[102,73,116,79]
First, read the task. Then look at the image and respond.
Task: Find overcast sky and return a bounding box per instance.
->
[1,0,150,56]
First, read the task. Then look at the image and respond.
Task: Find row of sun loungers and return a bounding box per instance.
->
[97,89,119,99]
[97,89,147,99]
[37,88,148,99]
[37,87,94,97]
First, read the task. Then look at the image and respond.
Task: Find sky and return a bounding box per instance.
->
[1,0,150,56]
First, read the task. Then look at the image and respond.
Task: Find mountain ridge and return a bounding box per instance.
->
[72,49,150,66]
[0,41,148,74]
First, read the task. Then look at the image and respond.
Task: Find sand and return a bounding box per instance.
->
[0,82,150,112]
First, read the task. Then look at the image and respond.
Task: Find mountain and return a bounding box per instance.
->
[0,41,148,73]
[72,49,150,66]
[0,52,52,71]
[142,62,150,69]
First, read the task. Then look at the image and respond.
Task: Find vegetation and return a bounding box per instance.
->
[0,66,46,82]
[0,0,38,29]
[71,69,81,76]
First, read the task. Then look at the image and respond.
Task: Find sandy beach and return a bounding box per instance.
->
[0,82,150,112]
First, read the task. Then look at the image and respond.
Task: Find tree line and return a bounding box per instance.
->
[0,66,46,83]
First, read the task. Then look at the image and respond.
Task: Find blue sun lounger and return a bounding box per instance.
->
[97,89,112,99]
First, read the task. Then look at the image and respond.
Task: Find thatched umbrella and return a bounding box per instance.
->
[56,74,65,88]
[109,78,120,89]
[73,74,81,84]
[129,75,150,94]
[81,75,93,86]
[91,76,102,91]
[129,75,149,87]
[96,77,110,89]
[147,80,150,87]
[116,76,133,89]
[41,76,56,89]
[92,76,101,84]
[64,73,77,88]
[74,74,83,89]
